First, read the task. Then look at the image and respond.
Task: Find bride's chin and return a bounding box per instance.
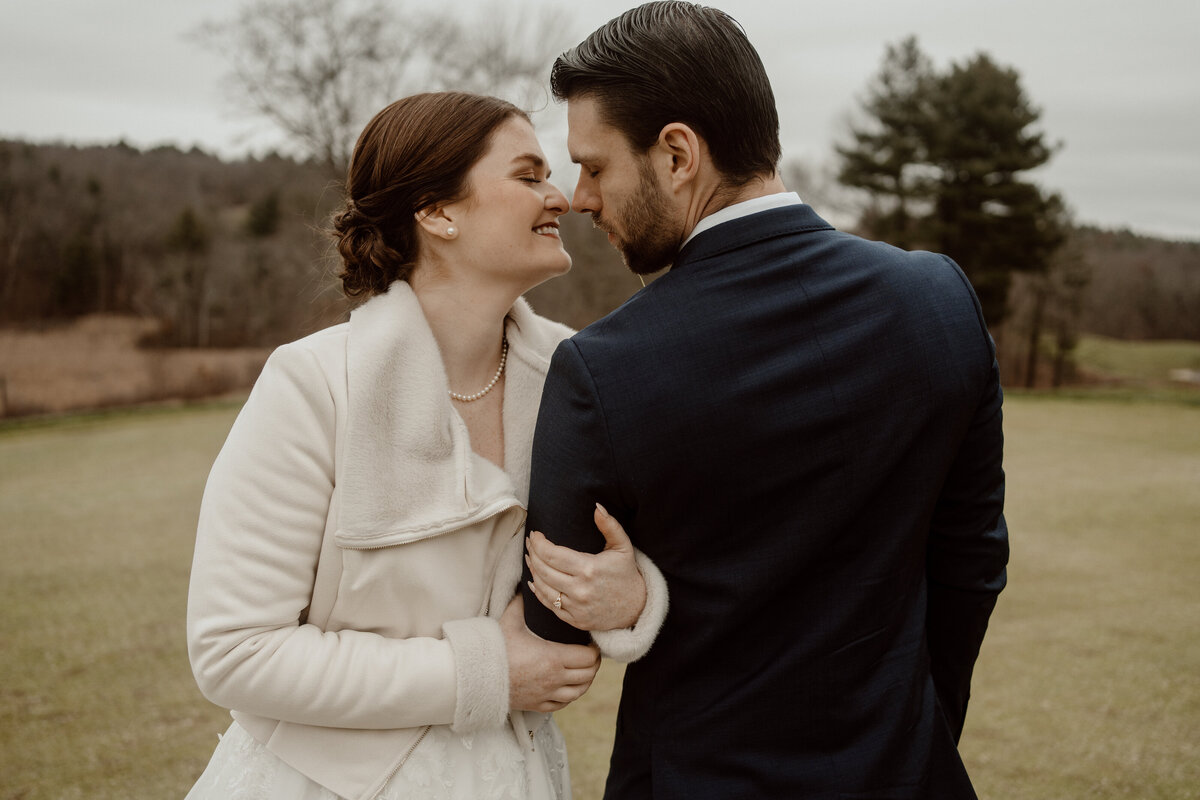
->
[540,254,573,278]
[540,263,573,285]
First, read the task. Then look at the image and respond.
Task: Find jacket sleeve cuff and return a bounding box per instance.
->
[443,616,510,733]
[592,548,669,663]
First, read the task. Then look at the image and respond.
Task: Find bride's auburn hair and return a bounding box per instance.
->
[331,92,529,298]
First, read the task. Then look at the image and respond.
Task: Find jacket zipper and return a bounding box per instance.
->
[367,724,431,800]
[480,509,530,616]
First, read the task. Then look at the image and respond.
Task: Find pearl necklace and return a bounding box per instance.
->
[448,336,508,402]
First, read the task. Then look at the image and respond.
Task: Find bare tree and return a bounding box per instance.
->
[422,4,572,111]
[782,158,863,233]
[1005,230,1091,388]
[194,0,573,175]
[194,0,417,174]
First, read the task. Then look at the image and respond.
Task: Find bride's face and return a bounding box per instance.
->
[446,117,572,291]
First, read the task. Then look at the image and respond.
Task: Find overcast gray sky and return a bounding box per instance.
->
[3,0,1198,240]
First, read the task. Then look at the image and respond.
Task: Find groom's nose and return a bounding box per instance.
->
[571,172,600,215]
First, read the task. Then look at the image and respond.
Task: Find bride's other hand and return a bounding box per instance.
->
[500,594,600,712]
[526,503,647,631]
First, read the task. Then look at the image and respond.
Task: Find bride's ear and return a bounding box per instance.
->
[415,206,459,241]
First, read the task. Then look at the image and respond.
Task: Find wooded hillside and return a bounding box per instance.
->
[0,139,645,346]
[1,138,1196,400]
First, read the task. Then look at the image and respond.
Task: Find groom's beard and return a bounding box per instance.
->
[594,161,678,276]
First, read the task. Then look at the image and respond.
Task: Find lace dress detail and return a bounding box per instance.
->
[186,720,570,800]
[533,716,570,796]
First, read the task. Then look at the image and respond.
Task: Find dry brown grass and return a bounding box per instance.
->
[0,315,270,417]
[1,389,1196,799]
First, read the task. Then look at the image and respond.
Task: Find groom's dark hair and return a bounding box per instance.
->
[550,1,781,184]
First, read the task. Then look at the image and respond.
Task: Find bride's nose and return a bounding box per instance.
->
[546,184,569,216]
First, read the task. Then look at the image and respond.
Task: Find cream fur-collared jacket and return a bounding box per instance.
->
[187,281,668,800]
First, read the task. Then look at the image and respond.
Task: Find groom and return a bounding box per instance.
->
[522,3,1008,798]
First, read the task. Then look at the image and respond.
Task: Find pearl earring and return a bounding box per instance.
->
[446,226,458,239]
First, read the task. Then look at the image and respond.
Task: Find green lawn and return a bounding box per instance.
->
[0,404,238,799]
[2,394,1198,799]
[955,394,1200,799]
[1075,334,1200,385]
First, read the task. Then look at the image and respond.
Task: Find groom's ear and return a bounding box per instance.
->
[654,122,702,192]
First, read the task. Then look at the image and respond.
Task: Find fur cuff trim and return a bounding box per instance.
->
[592,549,669,663]
[443,616,509,733]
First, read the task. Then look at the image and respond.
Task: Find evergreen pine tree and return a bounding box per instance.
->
[838,39,1066,325]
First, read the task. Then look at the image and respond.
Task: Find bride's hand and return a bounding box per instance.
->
[500,594,600,712]
[525,503,647,631]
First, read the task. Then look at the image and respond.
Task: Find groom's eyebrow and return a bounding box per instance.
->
[569,151,602,168]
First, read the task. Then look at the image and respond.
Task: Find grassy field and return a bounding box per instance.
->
[1074,334,1200,386]
[2,393,1198,799]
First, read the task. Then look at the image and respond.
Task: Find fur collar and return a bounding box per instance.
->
[335,280,571,547]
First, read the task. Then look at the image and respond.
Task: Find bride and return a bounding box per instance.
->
[185,92,668,800]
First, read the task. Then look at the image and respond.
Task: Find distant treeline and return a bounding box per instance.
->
[1072,227,1200,341]
[1,139,1197,355]
[0,139,342,346]
[0,139,640,347]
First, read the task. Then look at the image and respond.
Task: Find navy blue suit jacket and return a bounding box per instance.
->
[523,205,1008,799]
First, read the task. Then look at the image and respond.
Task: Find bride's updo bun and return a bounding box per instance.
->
[332,92,529,298]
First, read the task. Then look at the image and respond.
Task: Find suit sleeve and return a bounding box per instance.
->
[522,339,627,644]
[925,261,1010,741]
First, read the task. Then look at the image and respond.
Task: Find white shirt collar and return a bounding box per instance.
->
[681,191,804,249]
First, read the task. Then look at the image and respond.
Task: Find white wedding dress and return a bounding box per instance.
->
[186,718,571,800]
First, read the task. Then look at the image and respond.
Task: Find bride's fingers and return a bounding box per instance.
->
[525,576,555,611]
[526,537,576,587]
[527,530,592,577]
[526,576,573,622]
[561,667,599,687]
[532,684,591,712]
[524,553,560,600]
[594,503,633,551]
[526,553,576,623]
[550,682,593,706]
